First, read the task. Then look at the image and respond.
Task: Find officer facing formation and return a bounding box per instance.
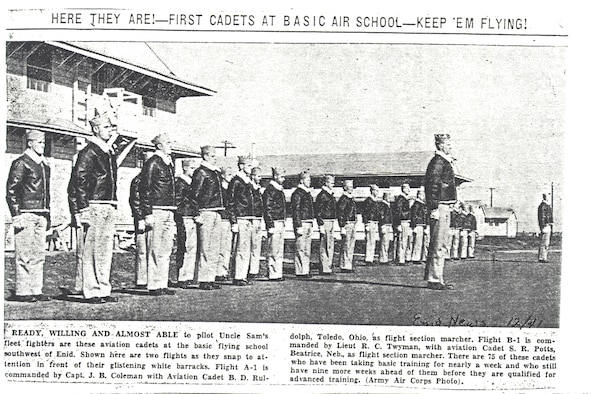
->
[315,174,337,275]
[6,129,51,302]
[424,133,457,290]
[291,170,315,277]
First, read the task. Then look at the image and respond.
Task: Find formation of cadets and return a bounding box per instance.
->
[6,110,480,303]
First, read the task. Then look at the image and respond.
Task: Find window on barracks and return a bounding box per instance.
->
[143,96,157,117]
[27,47,52,92]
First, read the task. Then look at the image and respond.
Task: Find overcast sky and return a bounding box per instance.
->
[147,43,565,232]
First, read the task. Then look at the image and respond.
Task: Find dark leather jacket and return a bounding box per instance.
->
[252,184,264,218]
[6,152,50,217]
[425,153,457,211]
[228,175,256,223]
[337,194,357,227]
[463,213,477,231]
[362,197,381,224]
[291,186,314,230]
[191,164,224,212]
[129,173,150,220]
[410,200,428,227]
[71,141,117,212]
[538,202,553,229]
[262,182,286,229]
[393,194,411,228]
[175,176,194,217]
[379,201,393,227]
[315,188,336,226]
[139,154,176,214]
[450,211,464,229]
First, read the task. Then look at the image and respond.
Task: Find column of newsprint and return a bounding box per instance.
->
[4,321,558,391]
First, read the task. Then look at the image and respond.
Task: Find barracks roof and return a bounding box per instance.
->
[47,41,216,97]
[483,207,517,220]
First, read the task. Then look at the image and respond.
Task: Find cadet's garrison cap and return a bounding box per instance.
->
[343,179,354,187]
[434,134,451,144]
[237,155,249,164]
[90,108,117,128]
[272,167,286,177]
[181,158,198,168]
[151,133,171,147]
[251,166,262,175]
[201,145,215,156]
[26,129,44,141]
[299,170,310,180]
[370,184,379,191]
[323,174,335,183]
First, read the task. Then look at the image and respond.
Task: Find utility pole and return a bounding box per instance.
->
[489,187,496,207]
[214,140,236,156]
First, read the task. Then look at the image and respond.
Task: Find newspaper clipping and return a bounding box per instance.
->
[2,3,584,393]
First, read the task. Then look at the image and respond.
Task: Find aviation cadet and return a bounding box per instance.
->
[291,170,315,277]
[378,192,394,264]
[174,158,199,288]
[315,174,337,275]
[362,184,381,265]
[262,167,287,281]
[6,129,51,302]
[337,179,357,272]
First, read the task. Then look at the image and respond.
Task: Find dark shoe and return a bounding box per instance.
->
[320,272,333,276]
[178,281,191,289]
[247,273,259,279]
[412,261,423,265]
[340,268,356,273]
[428,282,455,291]
[135,284,148,290]
[58,286,83,296]
[33,294,51,301]
[102,295,119,303]
[86,297,106,304]
[163,288,176,295]
[232,279,250,286]
[9,295,38,302]
[210,282,222,289]
[269,277,285,282]
[198,282,214,290]
[215,276,228,282]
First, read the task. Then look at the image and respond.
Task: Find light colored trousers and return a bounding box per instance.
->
[450,228,461,259]
[539,226,551,261]
[146,209,175,290]
[198,211,223,283]
[14,213,47,296]
[459,229,469,259]
[365,221,379,263]
[319,219,335,272]
[425,204,451,285]
[411,225,426,263]
[340,222,356,270]
[379,224,393,263]
[294,221,313,275]
[74,226,85,292]
[82,204,116,298]
[134,219,147,287]
[395,220,413,264]
[177,217,197,282]
[422,229,430,261]
[249,218,263,275]
[217,219,233,277]
[468,231,476,258]
[234,218,254,280]
[267,220,285,279]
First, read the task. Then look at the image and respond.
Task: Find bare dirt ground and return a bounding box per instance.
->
[4,236,561,327]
